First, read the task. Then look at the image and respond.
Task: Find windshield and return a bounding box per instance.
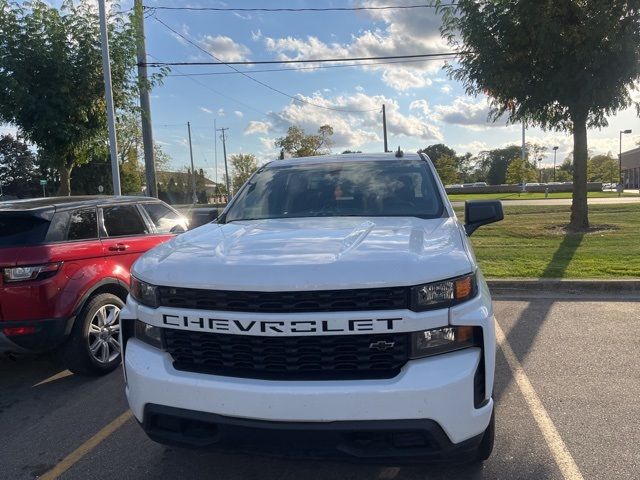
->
[224,159,444,222]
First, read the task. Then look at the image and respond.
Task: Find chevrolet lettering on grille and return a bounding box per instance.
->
[161,314,402,335]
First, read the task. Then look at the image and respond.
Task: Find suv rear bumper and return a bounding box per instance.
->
[124,338,493,447]
[0,318,72,353]
[140,403,487,462]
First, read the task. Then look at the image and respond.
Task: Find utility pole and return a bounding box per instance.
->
[135,0,157,197]
[382,104,389,153]
[213,118,218,193]
[553,146,558,182]
[98,0,121,195]
[187,122,198,204]
[217,127,231,199]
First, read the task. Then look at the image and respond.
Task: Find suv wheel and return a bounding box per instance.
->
[60,293,124,376]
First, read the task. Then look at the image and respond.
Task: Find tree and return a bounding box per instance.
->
[0,1,143,195]
[230,153,258,192]
[419,144,468,184]
[0,134,40,197]
[588,154,618,184]
[505,158,537,184]
[437,0,640,229]
[275,125,334,157]
[556,158,573,182]
[474,145,523,185]
[433,155,460,185]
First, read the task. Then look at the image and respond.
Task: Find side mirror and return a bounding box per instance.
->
[464,200,503,236]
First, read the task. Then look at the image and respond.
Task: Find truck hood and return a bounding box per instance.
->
[133,217,473,291]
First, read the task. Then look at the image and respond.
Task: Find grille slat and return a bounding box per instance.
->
[163,329,410,380]
[157,286,408,313]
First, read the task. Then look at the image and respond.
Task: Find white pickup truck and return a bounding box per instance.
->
[121,152,503,463]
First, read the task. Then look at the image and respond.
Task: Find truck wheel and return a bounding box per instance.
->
[60,293,124,376]
[475,409,495,462]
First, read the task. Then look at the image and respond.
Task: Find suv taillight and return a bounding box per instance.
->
[2,262,62,283]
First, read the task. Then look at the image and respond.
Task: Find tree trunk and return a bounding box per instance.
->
[57,162,73,196]
[569,112,589,230]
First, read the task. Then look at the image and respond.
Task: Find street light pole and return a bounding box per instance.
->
[619,129,632,187]
[553,146,558,182]
[98,0,121,195]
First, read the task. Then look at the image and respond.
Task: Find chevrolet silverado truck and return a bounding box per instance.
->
[120,152,503,463]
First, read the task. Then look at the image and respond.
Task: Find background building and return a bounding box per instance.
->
[621,147,640,188]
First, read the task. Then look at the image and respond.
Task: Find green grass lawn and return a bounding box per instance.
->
[448,191,639,201]
[455,203,640,278]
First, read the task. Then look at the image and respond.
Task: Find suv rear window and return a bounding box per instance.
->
[0,215,50,247]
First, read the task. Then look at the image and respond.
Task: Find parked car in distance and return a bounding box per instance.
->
[0,196,188,375]
[122,152,503,463]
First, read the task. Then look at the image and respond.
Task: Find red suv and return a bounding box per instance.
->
[0,196,188,375]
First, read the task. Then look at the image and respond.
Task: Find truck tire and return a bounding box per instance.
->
[59,293,124,376]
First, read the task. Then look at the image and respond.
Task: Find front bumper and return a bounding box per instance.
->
[125,338,493,446]
[140,403,487,462]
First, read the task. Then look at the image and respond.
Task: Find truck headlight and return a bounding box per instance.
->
[130,276,159,308]
[134,320,163,349]
[410,325,481,359]
[410,273,476,311]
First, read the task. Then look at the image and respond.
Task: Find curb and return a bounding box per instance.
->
[486,278,640,296]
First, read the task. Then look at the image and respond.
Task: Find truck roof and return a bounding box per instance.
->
[267,151,424,168]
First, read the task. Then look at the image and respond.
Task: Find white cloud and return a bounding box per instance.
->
[409,99,431,116]
[262,2,448,91]
[234,111,243,118]
[434,97,508,130]
[355,85,364,92]
[245,121,273,135]
[200,35,251,62]
[266,92,442,150]
[441,84,452,94]
[217,108,225,117]
[200,107,213,114]
[251,29,262,41]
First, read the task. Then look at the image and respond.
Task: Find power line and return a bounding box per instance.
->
[165,57,453,76]
[147,53,271,118]
[144,4,457,13]
[150,14,381,113]
[142,52,459,67]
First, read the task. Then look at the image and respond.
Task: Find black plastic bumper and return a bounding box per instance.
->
[0,317,72,352]
[141,404,484,463]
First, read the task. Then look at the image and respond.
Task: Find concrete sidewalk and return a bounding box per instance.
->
[487,278,640,297]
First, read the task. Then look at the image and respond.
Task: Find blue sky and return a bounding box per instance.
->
[4,0,640,182]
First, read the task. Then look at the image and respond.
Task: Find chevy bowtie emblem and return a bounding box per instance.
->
[369,340,395,351]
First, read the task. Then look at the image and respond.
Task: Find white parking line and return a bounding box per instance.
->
[495,320,584,480]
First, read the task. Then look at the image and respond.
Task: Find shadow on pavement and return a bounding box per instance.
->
[494,232,584,404]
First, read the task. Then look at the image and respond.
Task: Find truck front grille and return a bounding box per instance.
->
[163,329,410,380]
[156,286,408,313]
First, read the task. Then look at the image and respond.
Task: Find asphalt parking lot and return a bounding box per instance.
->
[1,293,639,480]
